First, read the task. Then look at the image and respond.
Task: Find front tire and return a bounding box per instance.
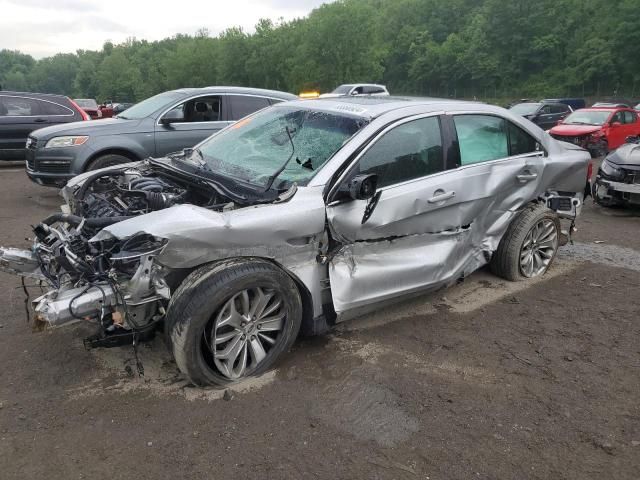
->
[167,259,302,386]
[490,204,560,281]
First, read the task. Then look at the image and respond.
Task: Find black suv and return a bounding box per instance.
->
[509,102,572,130]
[0,91,87,161]
[25,86,297,186]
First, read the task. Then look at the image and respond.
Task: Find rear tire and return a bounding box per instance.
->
[86,153,131,171]
[167,259,302,386]
[490,204,560,281]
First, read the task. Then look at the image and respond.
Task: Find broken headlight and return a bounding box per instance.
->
[600,159,624,181]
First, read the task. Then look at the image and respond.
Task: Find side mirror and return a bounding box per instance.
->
[346,173,378,200]
[350,90,359,96]
[160,109,184,125]
[611,122,622,128]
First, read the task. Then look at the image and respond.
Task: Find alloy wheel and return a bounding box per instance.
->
[205,287,286,380]
[519,218,558,278]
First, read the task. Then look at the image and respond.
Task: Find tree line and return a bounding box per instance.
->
[1,0,638,103]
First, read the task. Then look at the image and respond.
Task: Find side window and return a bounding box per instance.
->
[352,86,364,95]
[363,86,385,94]
[539,105,552,114]
[623,111,637,124]
[356,116,443,188]
[611,112,624,124]
[0,96,36,116]
[229,95,270,121]
[183,96,221,122]
[507,122,538,156]
[453,115,508,165]
[551,105,567,114]
[35,99,73,116]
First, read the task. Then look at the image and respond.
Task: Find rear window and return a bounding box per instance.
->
[229,95,271,121]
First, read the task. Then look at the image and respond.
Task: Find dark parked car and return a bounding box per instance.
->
[509,102,572,129]
[0,91,88,161]
[112,102,134,115]
[541,98,586,111]
[26,87,297,186]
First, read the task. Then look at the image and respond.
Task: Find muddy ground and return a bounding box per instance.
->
[0,166,638,479]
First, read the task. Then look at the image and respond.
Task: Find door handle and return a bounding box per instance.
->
[516,172,538,182]
[428,190,456,203]
[34,118,47,123]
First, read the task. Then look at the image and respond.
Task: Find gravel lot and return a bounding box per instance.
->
[0,166,639,479]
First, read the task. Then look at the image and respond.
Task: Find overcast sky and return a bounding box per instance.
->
[0,0,330,59]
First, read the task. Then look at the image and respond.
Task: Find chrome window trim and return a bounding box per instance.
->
[328,110,545,200]
[155,93,285,126]
[0,94,75,117]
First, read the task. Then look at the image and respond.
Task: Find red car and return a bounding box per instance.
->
[549,107,640,157]
[73,99,113,120]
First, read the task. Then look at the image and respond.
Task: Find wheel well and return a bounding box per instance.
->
[166,256,316,336]
[85,148,141,171]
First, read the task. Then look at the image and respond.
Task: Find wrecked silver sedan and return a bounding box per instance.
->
[0,97,590,386]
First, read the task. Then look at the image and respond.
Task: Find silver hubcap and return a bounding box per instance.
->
[519,219,558,277]
[207,287,285,380]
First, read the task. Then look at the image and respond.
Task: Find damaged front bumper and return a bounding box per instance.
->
[594,177,640,205]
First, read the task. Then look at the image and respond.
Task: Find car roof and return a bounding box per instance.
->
[177,86,297,100]
[282,96,483,119]
[576,107,618,112]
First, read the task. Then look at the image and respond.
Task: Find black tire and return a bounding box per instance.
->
[167,258,302,386]
[490,204,560,281]
[86,153,131,171]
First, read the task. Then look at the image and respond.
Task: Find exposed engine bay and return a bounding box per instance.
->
[0,160,244,349]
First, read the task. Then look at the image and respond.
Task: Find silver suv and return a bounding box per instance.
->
[0,96,589,386]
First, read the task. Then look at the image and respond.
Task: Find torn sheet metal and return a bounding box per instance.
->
[326,143,588,316]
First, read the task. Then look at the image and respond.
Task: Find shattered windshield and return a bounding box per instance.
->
[196,106,365,190]
[563,110,611,125]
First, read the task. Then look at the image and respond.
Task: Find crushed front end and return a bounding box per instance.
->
[0,158,246,348]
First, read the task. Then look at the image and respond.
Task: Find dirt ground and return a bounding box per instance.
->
[0,165,639,480]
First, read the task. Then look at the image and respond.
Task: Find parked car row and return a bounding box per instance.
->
[509,98,640,158]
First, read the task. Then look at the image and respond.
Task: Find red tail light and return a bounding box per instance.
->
[587,161,593,181]
[68,98,90,121]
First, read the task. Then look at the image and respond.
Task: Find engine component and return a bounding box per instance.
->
[0,247,45,280]
[33,283,116,326]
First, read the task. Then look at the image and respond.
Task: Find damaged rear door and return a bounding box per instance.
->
[325,112,546,318]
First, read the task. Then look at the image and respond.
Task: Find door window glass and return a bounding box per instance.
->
[356,116,443,188]
[229,95,270,121]
[165,96,221,123]
[611,112,624,124]
[35,100,73,116]
[540,105,552,114]
[0,96,36,116]
[623,111,637,124]
[507,122,538,155]
[453,115,508,165]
